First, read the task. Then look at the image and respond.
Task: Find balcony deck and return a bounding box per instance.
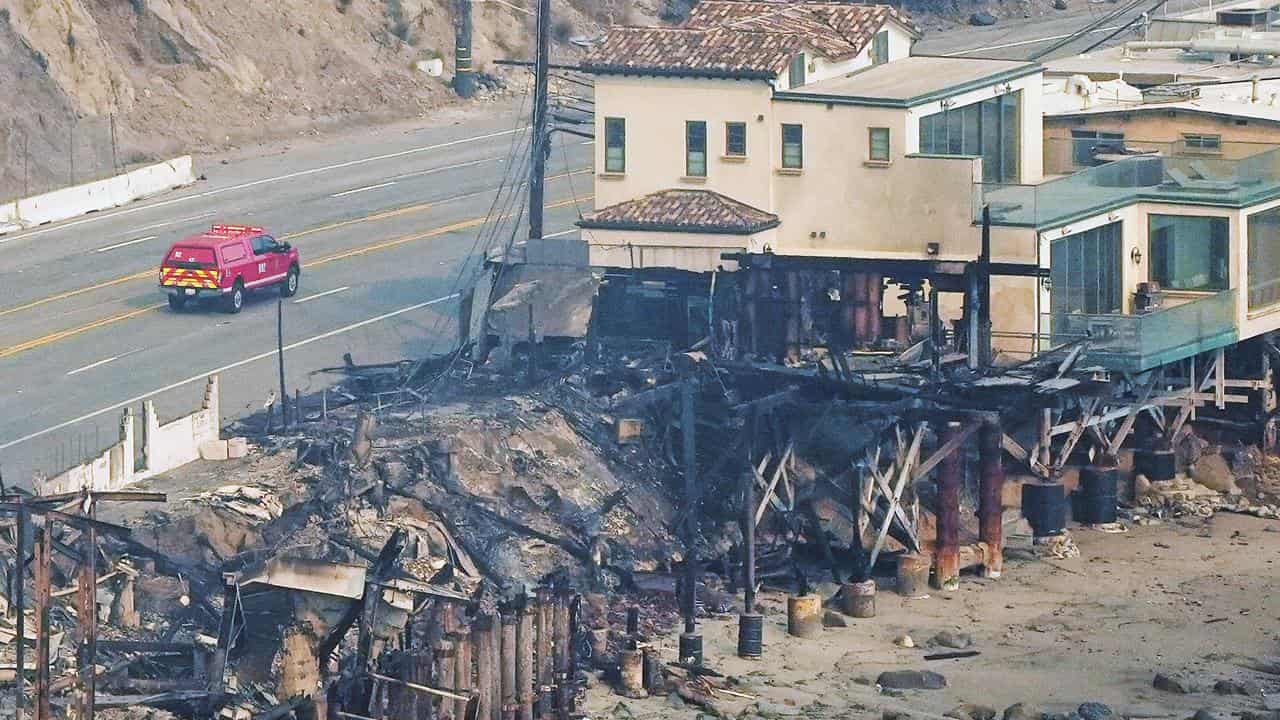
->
[1050,290,1238,373]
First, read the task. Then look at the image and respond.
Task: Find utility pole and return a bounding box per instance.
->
[68,122,75,187]
[453,0,476,98]
[527,0,551,241]
[109,114,119,176]
[679,378,703,666]
[277,299,288,430]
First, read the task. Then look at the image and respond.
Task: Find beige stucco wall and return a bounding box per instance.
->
[767,94,983,258]
[593,74,1036,263]
[593,75,776,211]
[586,227,766,271]
[1044,111,1280,175]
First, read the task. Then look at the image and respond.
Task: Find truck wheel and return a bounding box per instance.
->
[281,265,299,298]
[167,295,187,311]
[224,281,245,314]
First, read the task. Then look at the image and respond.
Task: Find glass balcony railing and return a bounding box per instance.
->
[1048,289,1238,372]
[977,146,1280,228]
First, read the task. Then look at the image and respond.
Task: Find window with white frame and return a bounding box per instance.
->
[1183,133,1222,152]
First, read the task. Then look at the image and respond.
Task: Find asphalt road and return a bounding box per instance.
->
[0,0,1228,486]
[0,99,594,485]
[914,0,1217,60]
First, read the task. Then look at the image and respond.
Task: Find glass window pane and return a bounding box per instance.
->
[1001,91,1021,182]
[789,53,805,88]
[873,30,889,65]
[782,124,803,169]
[1149,215,1229,292]
[1249,206,1280,309]
[962,103,981,156]
[920,114,939,154]
[980,99,1000,182]
[869,127,890,162]
[947,110,963,154]
[726,122,747,156]
[605,117,625,173]
[686,121,707,177]
[1051,221,1122,315]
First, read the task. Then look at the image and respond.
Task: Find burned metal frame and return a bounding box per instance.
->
[0,490,168,720]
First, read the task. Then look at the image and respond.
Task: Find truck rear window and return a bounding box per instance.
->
[166,246,216,269]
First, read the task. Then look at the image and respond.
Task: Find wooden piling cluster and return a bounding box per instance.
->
[383,589,577,720]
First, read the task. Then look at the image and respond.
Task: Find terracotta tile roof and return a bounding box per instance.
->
[583,26,803,78]
[584,2,916,77]
[578,189,780,234]
[687,2,916,61]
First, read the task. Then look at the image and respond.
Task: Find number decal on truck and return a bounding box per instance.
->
[258,262,267,273]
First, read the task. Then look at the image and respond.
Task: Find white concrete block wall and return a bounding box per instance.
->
[40,407,136,495]
[0,156,196,234]
[137,374,221,481]
[37,376,221,494]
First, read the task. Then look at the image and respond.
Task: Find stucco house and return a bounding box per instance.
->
[576,0,1280,376]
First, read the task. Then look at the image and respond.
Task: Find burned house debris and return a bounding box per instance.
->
[14,2,1280,720]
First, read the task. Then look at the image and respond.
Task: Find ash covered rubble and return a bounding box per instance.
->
[14,274,1280,720]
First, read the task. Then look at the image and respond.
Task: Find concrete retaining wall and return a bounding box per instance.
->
[38,375,221,494]
[0,156,197,235]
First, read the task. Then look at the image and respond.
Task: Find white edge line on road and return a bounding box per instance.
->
[944,24,1120,55]
[390,157,499,182]
[0,127,522,245]
[94,235,158,253]
[130,210,218,234]
[66,355,120,376]
[1,293,459,451]
[294,286,351,304]
[65,348,144,376]
[331,182,397,198]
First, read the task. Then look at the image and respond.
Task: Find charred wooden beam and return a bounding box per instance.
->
[516,606,535,720]
[979,421,1005,579]
[935,421,964,590]
[77,524,97,720]
[15,505,27,720]
[33,526,51,720]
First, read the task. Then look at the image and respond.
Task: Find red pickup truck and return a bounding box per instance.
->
[159,224,301,313]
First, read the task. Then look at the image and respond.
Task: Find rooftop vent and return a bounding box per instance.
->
[1217,7,1274,29]
[1142,84,1201,102]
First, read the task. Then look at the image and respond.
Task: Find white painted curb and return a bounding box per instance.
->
[0,155,197,234]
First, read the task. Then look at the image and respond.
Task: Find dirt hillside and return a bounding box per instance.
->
[0,0,626,198]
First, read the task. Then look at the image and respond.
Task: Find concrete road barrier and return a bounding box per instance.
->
[0,155,197,235]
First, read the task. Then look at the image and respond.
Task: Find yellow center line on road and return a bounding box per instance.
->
[0,303,168,360]
[0,195,590,361]
[0,168,591,320]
